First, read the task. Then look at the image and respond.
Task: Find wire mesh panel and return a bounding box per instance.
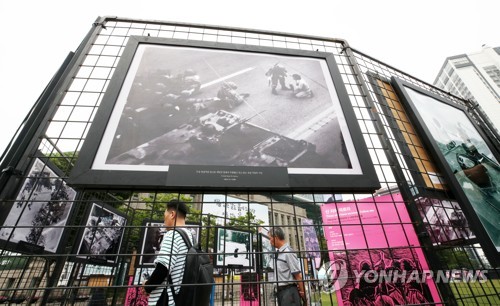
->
[0,16,499,306]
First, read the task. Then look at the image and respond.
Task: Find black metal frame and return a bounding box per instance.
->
[68,36,380,192]
[214,226,253,269]
[258,232,273,271]
[0,150,77,255]
[392,76,500,265]
[73,201,127,266]
[413,194,478,246]
[366,73,479,244]
[1,15,498,306]
[0,53,75,192]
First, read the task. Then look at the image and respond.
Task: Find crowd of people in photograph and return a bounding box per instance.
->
[127,62,314,118]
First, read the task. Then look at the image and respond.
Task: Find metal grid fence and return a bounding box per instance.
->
[0,16,499,305]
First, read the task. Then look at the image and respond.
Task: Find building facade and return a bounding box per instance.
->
[433,46,500,133]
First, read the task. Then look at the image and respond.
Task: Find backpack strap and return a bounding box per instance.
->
[168,229,192,302]
[174,228,193,249]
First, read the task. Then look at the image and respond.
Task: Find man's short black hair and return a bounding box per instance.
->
[166,199,189,218]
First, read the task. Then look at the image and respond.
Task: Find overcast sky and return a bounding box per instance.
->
[0,0,498,155]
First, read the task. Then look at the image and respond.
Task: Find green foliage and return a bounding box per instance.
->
[108,191,133,203]
[0,254,28,270]
[113,193,266,259]
[226,212,264,233]
[196,211,263,252]
[46,151,79,176]
[321,292,338,305]
[437,248,480,269]
[197,213,217,251]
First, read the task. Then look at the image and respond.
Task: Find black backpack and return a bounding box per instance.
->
[168,229,214,306]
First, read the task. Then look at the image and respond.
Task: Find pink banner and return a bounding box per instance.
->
[321,194,441,305]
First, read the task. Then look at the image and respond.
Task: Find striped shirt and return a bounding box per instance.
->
[148,228,192,306]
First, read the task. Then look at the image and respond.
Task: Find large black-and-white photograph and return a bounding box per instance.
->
[76,203,127,264]
[67,37,381,191]
[215,227,253,268]
[94,42,359,172]
[138,221,200,265]
[0,158,76,253]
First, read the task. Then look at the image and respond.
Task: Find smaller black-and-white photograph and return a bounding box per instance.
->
[0,158,76,253]
[259,233,273,270]
[139,221,164,265]
[416,197,475,244]
[215,227,253,268]
[184,223,201,245]
[139,221,200,265]
[76,203,127,264]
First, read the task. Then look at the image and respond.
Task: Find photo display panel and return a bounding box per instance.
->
[76,202,127,265]
[0,157,76,254]
[415,197,475,244]
[392,77,500,257]
[69,37,380,191]
[259,233,273,271]
[214,227,253,268]
[302,218,321,269]
[321,194,441,305]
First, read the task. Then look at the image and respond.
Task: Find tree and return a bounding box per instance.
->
[47,151,79,176]
[192,210,264,253]
[197,213,217,252]
[226,212,264,234]
[437,247,480,269]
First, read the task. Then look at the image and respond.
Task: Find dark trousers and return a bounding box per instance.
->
[276,285,301,306]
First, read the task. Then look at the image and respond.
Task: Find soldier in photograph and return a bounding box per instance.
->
[265,63,290,94]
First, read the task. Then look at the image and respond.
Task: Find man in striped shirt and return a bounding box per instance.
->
[142,200,193,306]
